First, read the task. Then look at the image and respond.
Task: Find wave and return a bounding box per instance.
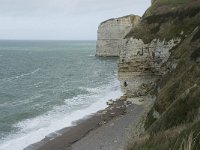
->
[1,68,41,82]
[78,87,100,93]
[34,82,44,88]
[0,79,123,150]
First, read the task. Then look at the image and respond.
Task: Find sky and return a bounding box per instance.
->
[0,0,151,40]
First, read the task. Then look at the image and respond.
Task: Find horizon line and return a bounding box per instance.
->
[0,39,97,41]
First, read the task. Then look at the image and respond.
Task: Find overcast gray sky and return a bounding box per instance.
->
[0,0,150,40]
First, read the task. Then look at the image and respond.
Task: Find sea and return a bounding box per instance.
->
[0,40,122,150]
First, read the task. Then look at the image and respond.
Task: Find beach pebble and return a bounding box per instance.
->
[120,95,127,101]
[106,99,114,106]
[101,110,107,114]
[99,121,106,125]
[109,123,114,126]
[139,98,144,102]
[110,106,114,110]
[124,101,132,106]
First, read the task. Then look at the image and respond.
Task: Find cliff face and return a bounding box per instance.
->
[129,28,200,150]
[96,0,200,149]
[111,0,199,97]
[96,15,140,56]
[125,1,200,149]
[118,38,180,95]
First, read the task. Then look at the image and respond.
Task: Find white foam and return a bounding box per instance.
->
[88,54,95,57]
[0,79,123,150]
[78,87,100,93]
[34,82,44,88]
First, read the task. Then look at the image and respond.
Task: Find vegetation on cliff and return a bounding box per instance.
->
[145,0,188,17]
[126,0,200,149]
[125,0,200,43]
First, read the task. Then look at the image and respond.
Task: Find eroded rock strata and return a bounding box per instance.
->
[96,0,200,149]
[118,38,180,95]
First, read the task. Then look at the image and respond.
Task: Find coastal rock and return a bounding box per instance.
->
[95,13,182,96]
[119,95,127,101]
[126,97,144,105]
[118,38,180,94]
[93,1,200,149]
[106,99,114,106]
[96,15,141,56]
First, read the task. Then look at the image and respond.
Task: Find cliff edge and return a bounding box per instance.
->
[96,15,140,57]
[96,0,200,149]
[125,0,200,149]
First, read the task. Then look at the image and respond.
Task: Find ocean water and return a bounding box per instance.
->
[0,40,122,150]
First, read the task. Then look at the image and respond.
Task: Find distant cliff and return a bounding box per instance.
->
[96,0,200,149]
[96,15,140,56]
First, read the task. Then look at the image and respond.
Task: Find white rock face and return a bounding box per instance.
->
[119,38,181,74]
[119,38,181,94]
[96,15,141,56]
[96,14,181,95]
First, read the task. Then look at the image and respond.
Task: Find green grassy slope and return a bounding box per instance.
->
[145,0,189,17]
[126,1,200,149]
[125,1,200,43]
[128,121,200,150]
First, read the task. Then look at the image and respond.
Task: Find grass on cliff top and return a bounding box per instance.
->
[145,0,188,17]
[125,4,200,43]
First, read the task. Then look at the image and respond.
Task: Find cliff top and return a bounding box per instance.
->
[125,0,200,43]
[144,0,200,17]
[100,14,140,26]
[124,1,200,150]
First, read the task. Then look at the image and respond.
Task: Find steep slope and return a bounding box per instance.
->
[95,0,200,149]
[125,0,200,149]
[118,0,200,97]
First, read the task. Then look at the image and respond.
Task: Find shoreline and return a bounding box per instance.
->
[0,77,123,150]
[24,97,145,150]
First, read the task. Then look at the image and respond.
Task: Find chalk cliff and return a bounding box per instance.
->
[96,15,140,56]
[118,38,180,96]
[96,0,200,149]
